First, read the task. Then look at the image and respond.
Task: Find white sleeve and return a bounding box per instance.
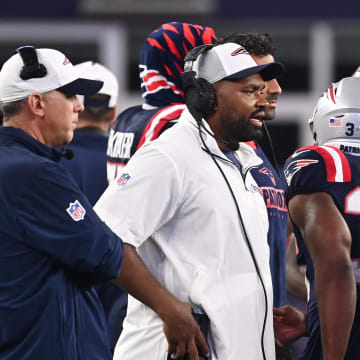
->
[94,145,181,247]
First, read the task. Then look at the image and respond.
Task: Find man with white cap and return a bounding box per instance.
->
[0,46,206,360]
[95,42,284,360]
[59,60,127,354]
[61,61,119,205]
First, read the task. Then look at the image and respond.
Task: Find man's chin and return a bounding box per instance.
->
[239,129,264,142]
[264,109,276,121]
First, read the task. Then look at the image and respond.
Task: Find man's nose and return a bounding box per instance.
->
[266,79,282,95]
[74,96,84,112]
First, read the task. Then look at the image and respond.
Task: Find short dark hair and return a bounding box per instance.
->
[80,94,114,122]
[216,32,275,57]
[0,98,26,122]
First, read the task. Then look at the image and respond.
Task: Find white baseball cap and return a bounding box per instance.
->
[352,65,360,78]
[0,46,103,104]
[194,42,284,84]
[74,61,119,108]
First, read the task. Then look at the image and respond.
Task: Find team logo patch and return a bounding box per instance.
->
[66,200,86,221]
[231,46,249,56]
[259,167,276,186]
[117,173,131,186]
[284,159,319,186]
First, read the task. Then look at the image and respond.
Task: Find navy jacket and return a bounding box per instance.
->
[61,128,108,205]
[0,127,123,360]
[60,127,128,353]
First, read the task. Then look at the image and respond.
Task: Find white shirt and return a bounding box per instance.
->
[95,107,275,360]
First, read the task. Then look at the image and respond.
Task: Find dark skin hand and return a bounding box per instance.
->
[113,244,210,360]
[274,305,308,344]
[287,192,355,360]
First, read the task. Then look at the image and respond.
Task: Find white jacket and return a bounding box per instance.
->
[95,107,275,360]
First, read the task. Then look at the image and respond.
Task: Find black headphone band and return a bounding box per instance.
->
[183,44,215,71]
[16,46,47,80]
[182,44,217,119]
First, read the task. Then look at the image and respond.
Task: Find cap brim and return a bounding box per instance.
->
[57,78,103,96]
[225,61,285,82]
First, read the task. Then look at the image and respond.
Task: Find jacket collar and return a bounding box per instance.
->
[0,126,65,162]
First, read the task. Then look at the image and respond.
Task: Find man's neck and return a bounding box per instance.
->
[76,118,109,133]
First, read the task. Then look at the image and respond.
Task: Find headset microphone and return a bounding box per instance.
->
[62,148,74,160]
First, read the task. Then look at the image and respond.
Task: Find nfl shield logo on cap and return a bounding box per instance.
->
[66,200,86,221]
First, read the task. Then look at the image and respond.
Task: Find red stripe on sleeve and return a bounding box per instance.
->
[326,146,352,181]
[137,106,184,150]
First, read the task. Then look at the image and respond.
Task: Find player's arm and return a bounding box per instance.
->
[113,244,209,360]
[286,233,307,301]
[288,192,356,359]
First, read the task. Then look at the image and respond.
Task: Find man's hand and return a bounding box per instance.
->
[273,305,307,344]
[114,244,210,359]
[162,302,209,360]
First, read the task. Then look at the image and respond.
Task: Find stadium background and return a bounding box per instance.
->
[1,0,359,165]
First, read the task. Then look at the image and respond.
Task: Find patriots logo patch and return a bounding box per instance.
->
[231,46,249,56]
[259,167,276,186]
[66,200,86,221]
[284,159,319,186]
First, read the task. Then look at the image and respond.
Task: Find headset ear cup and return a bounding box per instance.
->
[197,78,216,118]
[182,71,216,119]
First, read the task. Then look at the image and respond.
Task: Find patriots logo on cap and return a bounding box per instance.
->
[231,46,249,56]
[117,173,131,187]
[66,200,86,221]
[284,159,319,186]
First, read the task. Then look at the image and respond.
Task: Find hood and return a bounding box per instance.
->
[140,22,217,108]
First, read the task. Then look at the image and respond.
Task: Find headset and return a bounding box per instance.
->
[16,45,47,80]
[16,45,74,160]
[182,44,217,120]
[182,45,240,151]
[182,45,269,360]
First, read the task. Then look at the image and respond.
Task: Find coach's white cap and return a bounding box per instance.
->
[75,61,119,108]
[194,42,284,84]
[352,65,360,78]
[0,46,103,104]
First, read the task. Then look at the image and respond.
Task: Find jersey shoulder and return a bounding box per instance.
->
[284,145,352,193]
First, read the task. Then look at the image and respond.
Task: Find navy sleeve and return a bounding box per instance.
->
[284,148,331,200]
[14,162,123,281]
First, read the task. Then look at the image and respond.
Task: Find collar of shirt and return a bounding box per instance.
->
[0,126,64,162]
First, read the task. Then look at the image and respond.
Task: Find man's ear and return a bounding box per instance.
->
[27,93,46,117]
[110,106,117,121]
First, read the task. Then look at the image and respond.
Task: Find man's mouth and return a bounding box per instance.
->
[267,97,277,107]
[250,118,263,127]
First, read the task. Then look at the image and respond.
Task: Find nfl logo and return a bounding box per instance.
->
[117,173,131,186]
[66,200,86,221]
